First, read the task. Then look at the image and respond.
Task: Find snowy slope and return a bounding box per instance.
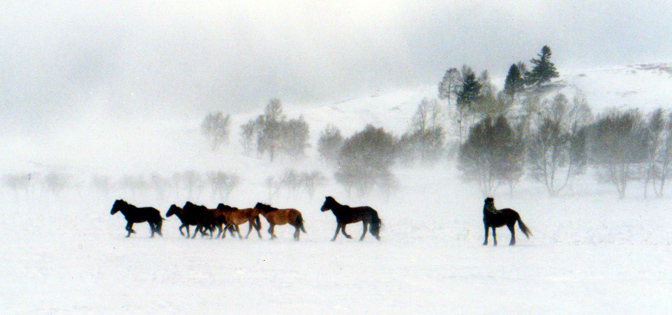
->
[2,64,672,314]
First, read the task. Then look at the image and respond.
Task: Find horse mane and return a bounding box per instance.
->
[256,203,279,212]
[217,203,238,211]
[324,196,347,208]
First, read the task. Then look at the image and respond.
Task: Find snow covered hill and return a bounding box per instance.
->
[1,63,672,314]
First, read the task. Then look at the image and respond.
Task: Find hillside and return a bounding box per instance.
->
[2,63,672,314]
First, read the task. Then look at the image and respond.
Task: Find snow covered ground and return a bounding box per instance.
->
[2,165,672,314]
[2,64,672,314]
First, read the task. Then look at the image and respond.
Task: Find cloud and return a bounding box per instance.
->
[1,0,671,135]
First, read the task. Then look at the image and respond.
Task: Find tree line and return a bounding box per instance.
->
[201,45,672,199]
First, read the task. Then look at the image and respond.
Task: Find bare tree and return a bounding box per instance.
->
[591,109,647,199]
[399,98,445,164]
[201,112,231,150]
[527,93,592,196]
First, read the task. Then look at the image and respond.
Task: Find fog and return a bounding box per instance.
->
[2,1,671,135]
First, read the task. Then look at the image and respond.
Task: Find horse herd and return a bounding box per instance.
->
[111,196,531,245]
[110,196,382,242]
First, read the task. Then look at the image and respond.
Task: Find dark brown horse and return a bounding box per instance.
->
[320,196,381,241]
[181,202,222,239]
[110,199,163,238]
[254,203,306,241]
[216,203,262,239]
[482,197,532,246]
[166,204,211,238]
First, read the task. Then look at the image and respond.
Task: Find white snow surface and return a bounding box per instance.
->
[2,64,672,314]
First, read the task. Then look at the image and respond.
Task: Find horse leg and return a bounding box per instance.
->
[294,225,300,241]
[149,222,155,238]
[492,227,498,246]
[508,223,516,246]
[235,225,243,239]
[359,222,368,241]
[125,222,134,237]
[331,224,342,241]
[245,222,254,239]
[192,225,200,239]
[483,224,489,245]
[255,220,263,239]
[185,225,191,238]
[155,220,163,237]
[341,224,352,239]
[268,224,276,239]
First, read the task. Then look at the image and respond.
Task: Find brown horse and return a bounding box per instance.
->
[254,203,306,241]
[482,197,532,246]
[320,196,381,241]
[216,203,262,239]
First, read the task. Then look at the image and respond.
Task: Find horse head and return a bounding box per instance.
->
[254,202,272,213]
[321,196,337,212]
[483,197,498,214]
[111,199,127,215]
[166,204,181,217]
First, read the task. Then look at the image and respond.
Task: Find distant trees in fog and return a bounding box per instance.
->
[317,125,344,164]
[458,115,524,195]
[398,98,446,164]
[527,94,592,196]
[240,98,310,161]
[266,168,327,199]
[335,125,397,195]
[201,112,231,150]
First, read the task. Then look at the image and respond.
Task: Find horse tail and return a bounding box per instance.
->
[295,213,307,233]
[517,216,532,238]
[369,211,382,238]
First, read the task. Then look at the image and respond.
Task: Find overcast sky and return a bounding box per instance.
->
[1,1,671,134]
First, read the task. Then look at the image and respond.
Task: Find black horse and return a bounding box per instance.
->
[482,197,532,246]
[182,201,220,239]
[320,196,381,241]
[110,199,163,238]
[166,204,208,238]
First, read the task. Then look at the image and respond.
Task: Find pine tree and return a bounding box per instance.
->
[527,45,559,87]
[503,64,525,99]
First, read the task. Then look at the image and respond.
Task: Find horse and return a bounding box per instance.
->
[320,196,382,241]
[253,203,306,241]
[181,201,222,239]
[166,204,212,238]
[216,203,263,239]
[110,199,163,238]
[482,197,532,246]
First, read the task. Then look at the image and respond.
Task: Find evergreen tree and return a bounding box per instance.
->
[503,64,525,99]
[454,66,482,142]
[527,45,559,87]
[456,68,482,111]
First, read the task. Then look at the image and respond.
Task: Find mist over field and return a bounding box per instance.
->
[2,2,672,314]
